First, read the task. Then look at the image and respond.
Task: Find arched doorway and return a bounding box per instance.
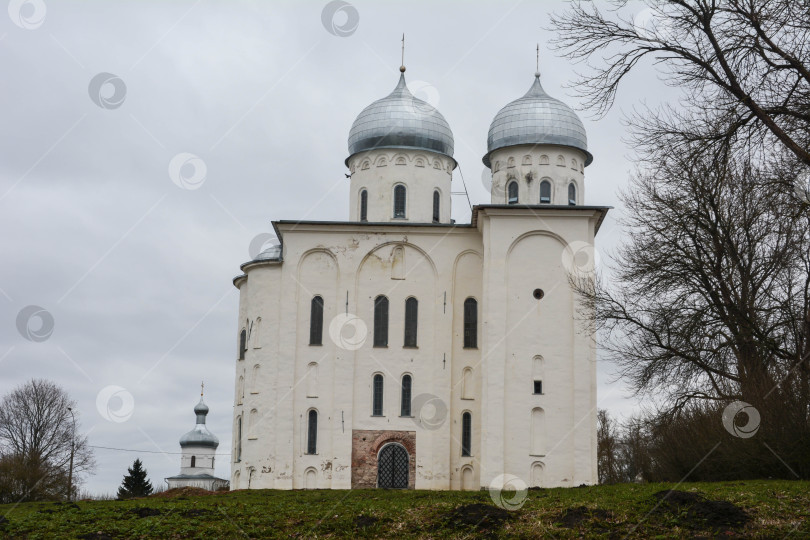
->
[377,443,409,488]
[461,466,474,490]
[305,468,317,489]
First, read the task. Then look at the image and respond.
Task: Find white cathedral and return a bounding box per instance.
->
[230,62,608,491]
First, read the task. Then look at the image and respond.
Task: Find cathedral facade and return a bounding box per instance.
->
[230,66,608,491]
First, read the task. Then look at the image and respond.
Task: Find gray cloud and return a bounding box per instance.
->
[0,0,676,495]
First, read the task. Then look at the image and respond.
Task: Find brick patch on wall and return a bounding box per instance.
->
[351,430,416,488]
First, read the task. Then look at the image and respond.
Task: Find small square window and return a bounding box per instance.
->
[533,380,543,394]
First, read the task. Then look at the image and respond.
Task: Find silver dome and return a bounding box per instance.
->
[483,74,592,167]
[179,397,219,449]
[347,73,454,163]
[254,244,281,261]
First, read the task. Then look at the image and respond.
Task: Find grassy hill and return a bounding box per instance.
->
[1,480,808,538]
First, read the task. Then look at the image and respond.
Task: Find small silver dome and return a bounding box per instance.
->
[347,73,454,163]
[484,74,592,167]
[254,244,281,261]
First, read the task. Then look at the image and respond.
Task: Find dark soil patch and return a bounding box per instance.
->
[443,503,512,533]
[129,507,161,518]
[0,516,8,528]
[354,514,379,528]
[557,506,613,528]
[77,533,113,540]
[653,490,748,530]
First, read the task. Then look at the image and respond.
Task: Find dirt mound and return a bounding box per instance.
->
[181,508,209,518]
[653,490,748,530]
[77,533,113,540]
[149,487,214,499]
[129,507,161,518]
[0,516,8,528]
[443,503,512,532]
[557,506,613,528]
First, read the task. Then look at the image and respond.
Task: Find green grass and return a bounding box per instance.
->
[1,480,808,538]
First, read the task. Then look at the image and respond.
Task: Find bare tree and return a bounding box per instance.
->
[549,0,810,166]
[597,409,622,483]
[0,379,94,502]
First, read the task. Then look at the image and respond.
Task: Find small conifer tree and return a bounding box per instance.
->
[116,459,154,499]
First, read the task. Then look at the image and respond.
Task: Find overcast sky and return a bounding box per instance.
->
[0,0,679,495]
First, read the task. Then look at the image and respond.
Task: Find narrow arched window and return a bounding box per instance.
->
[309,295,324,345]
[238,329,246,360]
[236,416,242,462]
[507,181,518,204]
[463,298,477,349]
[432,190,440,223]
[360,189,368,222]
[540,180,551,204]
[190,456,196,468]
[401,375,412,416]
[373,295,389,347]
[461,412,472,456]
[372,374,384,416]
[393,185,406,218]
[404,297,418,347]
[306,410,317,454]
[568,183,576,206]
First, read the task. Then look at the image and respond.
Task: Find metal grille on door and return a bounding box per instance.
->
[377,444,408,488]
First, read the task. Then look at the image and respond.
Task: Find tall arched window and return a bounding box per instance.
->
[540,180,551,204]
[309,295,324,345]
[462,367,473,399]
[372,374,384,416]
[238,329,246,360]
[403,297,418,347]
[401,375,412,416]
[461,412,472,456]
[248,409,258,439]
[360,189,368,222]
[236,416,242,462]
[568,183,576,205]
[463,298,478,349]
[373,295,389,347]
[507,181,519,204]
[190,456,196,468]
[531,407,545,455]
[306,410,318,454]
[432,190,440,223]
[393,185,406,218]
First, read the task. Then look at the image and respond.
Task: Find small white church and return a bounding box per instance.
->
[230,60,608,490]
[165,390,229,491]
